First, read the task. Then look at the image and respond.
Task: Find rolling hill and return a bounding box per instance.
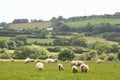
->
[9,21,52,29]
[8,18,120,29]
[65,18,120,28]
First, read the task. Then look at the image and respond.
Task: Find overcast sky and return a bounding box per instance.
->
[0,0,120,23]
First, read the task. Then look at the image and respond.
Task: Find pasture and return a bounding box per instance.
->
[0,60,120,80]
[65,18,120,27]
[0,36,117,44]
[9,22,51,29]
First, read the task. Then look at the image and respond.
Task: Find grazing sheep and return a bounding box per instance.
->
[72,66,78,73]
[36,62,44,70]
[80,64,89,73]
[24,58,34,63]
[10,58,15,62]
[96,59,102,64]
[65,60,69,63]
[71,61,84,67]
[45,58,58,63]
[77,61,84,66]
[58,63,64,71]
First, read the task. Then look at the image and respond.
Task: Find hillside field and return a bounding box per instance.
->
[9,22,52,29]
[65,18,120,28]
[0,36,117,44]
[0,61,120,80]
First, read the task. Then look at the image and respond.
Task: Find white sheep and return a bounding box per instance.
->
[58,63,64,71]
[36,62,44,70]
[24,58,34,63]
[80,63,89,73]
[45,58,57,63]
[71,60,84,67]
[96,59,102,64]
[72,66,78,73]
[10,58,15,62]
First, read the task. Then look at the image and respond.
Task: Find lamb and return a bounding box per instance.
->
[58,63,64,71]
[72,66,78,73]
[80,63,89,73]
[71,60,84,67]
[36,62,44,70]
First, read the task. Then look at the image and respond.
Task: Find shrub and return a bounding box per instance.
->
[107,54,117,61]
[74,54,86,60]
[98,54,107,60]
[117,51,120,60]
[86,50,97,60]
[13,45,50,59]
[58,49,75,61]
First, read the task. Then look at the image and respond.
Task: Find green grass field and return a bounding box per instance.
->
[65,18,120,27]
[0,36,54,43]
[85,37,117,44]
[0,36,117,44]
[28,38,54,43]
[0,36,12,41]
[9,22,51,29]
[0,61,120,80]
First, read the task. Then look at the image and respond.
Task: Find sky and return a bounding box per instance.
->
[0,0,120,23]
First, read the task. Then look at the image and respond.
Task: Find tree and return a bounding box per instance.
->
[58,24,70,31]
[117,51,120,60]
[58,49,75,61]
[13,45,50,59]
[86,50,97,60]
[12,19,29,23]
[50,17,62,27]
[70,33,87,47]
[11,35,27,45]
[8,41,16,50]
[0,40,8,49]
[95,42,113,54]
[51,32,56,38]
[53,39,63,46]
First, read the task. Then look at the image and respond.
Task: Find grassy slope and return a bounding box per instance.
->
[85,37,117,44]
[9,22,52,29]
[0,61,120,80]
[65,18,120,27]
[0,36,117,44]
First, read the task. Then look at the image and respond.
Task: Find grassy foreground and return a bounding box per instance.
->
[0,60,120,80]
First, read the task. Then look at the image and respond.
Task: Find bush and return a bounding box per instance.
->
[58,49,75,61]
[47,47,61,52]
[117,51,120,60]
[98,54,107,60]
[0,53,10,59]
[13,45,50,59]
[107,54,116,61]
[86,50,97,60]
[74,54,86,60]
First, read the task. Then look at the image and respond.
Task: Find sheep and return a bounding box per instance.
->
[24,58,34,63]
[65,60,69,63]
[72,66,78,73]
[71,60,84,67]
[10,58,15,62]
[45,58,58,63]
[96,59,102,64]
[77,61,84,66]
[58,63,64,71]
[36,62,44,70]
[80,63,89,73]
